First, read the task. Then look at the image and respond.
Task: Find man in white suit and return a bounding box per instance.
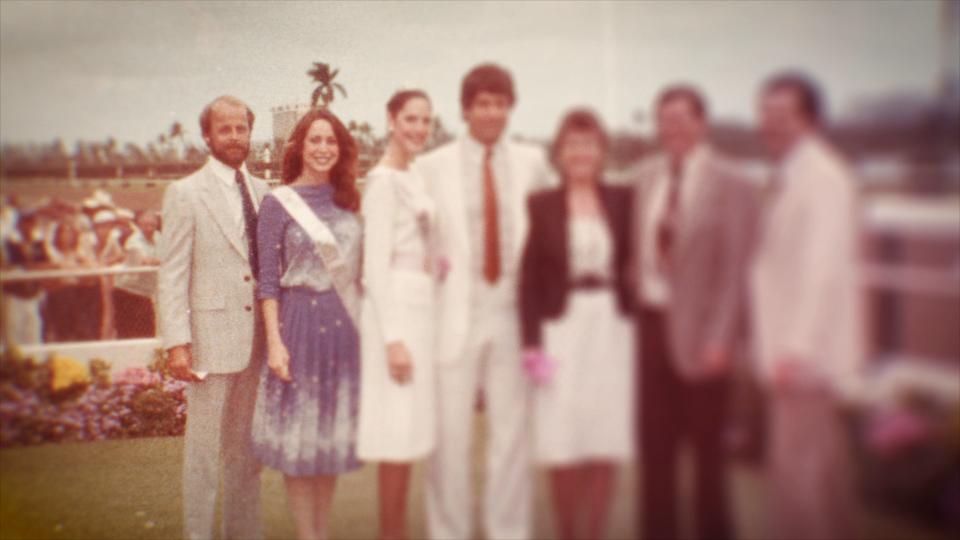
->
[417,64,553,540]
[158,95,270,540]
[751,73,864,540]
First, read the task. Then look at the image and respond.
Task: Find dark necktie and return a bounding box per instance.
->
[235,169,259,277]
[656,161,683,271]
[482,146,501,284]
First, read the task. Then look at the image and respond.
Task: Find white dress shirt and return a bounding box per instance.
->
[639,143,711,306]
[207,156,260,238]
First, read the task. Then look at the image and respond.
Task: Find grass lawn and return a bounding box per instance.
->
[0,418,950,540]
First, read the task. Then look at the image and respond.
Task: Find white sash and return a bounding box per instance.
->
[272,185,360,330]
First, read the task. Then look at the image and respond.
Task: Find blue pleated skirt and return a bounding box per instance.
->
[251,286,362,476]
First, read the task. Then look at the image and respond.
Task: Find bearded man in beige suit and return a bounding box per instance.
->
[631,85,756,540]
[158,95,270,540]
[751,73,865,540]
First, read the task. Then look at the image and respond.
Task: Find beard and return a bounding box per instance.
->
[209,140,250,169]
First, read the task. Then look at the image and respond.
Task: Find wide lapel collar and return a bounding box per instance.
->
[597,183,620,242]
[630,158,662,278]
[197,163,249,261]
[676,146,718,255]
[448,139,471,259]
[553,186,570,270]
[505,141,529,260]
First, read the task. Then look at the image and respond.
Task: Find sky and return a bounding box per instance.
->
[0,0,949,148]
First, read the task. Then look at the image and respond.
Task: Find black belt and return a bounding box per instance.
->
[570,275,611,290]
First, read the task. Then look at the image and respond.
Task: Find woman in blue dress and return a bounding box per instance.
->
[251,107,362,540]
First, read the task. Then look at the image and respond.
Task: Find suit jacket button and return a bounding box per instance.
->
[244,275,251,282]
[245,305,252,312]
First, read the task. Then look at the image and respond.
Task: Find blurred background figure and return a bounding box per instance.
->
[519,109,635,540]
[750,72,866,540]
[42,219,101,342]
[113,209,161,338]
[631,85,756,540]
[90,209,125,340]
[1,208,48,346]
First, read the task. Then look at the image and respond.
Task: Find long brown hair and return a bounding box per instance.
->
[281,108,360,212]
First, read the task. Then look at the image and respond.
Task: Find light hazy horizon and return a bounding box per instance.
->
[0,0,949,148]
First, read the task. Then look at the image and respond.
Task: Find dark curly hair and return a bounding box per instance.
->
[281,108,360,212]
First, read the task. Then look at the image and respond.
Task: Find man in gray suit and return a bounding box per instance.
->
[158,95,270,540]
[631,85,756,540]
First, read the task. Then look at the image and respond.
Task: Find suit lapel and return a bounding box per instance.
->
[197,166,249,261]
[676,151,718,257]
[447,142,470,259]
[506,143,530,261]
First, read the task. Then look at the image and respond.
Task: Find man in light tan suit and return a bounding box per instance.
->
[158,95,270,540]
[751,73,865,540]
[631,85,756,540]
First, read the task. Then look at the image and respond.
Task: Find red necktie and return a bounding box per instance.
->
[483,146,501,284]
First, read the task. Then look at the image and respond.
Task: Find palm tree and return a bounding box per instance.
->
[307,62,347,109]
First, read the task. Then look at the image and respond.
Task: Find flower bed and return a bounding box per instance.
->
[0,348,186,448]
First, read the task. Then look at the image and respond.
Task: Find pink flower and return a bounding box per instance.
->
[435,256,451,282]
[522,349,556,386]
[865,406,932,459]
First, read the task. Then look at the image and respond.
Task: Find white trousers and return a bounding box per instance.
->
[183,363,263,540]
[427,306,532,540]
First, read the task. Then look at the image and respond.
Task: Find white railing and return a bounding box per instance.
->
[1,261,957,400]
[863,264,960,297]
[1,265,158,282]
[1,265,161,371]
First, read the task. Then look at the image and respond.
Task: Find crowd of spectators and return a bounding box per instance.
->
[1,190,161,346]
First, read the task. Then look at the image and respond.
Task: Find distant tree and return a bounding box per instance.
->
[123,142,149,165]
[45,139,69,165]
[183,144,207,163]
[307,62,347,109]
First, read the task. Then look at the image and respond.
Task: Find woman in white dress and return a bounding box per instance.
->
[519,109,636,540]
[357,89,440,540]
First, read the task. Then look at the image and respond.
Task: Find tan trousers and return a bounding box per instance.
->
[768,389,860,540]
[183,363,263,540]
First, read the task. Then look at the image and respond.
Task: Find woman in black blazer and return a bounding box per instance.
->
[519,109,636,540]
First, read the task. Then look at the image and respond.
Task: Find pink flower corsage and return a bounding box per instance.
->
[522,348,556,386]
[435,255,451,282]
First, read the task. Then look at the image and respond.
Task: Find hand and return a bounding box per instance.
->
[772,356,811,392]
[522,348,555,386]
[267,340,292,382]
[387,342,414,384]
[701,344,731,378]
[166,345,203,382]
